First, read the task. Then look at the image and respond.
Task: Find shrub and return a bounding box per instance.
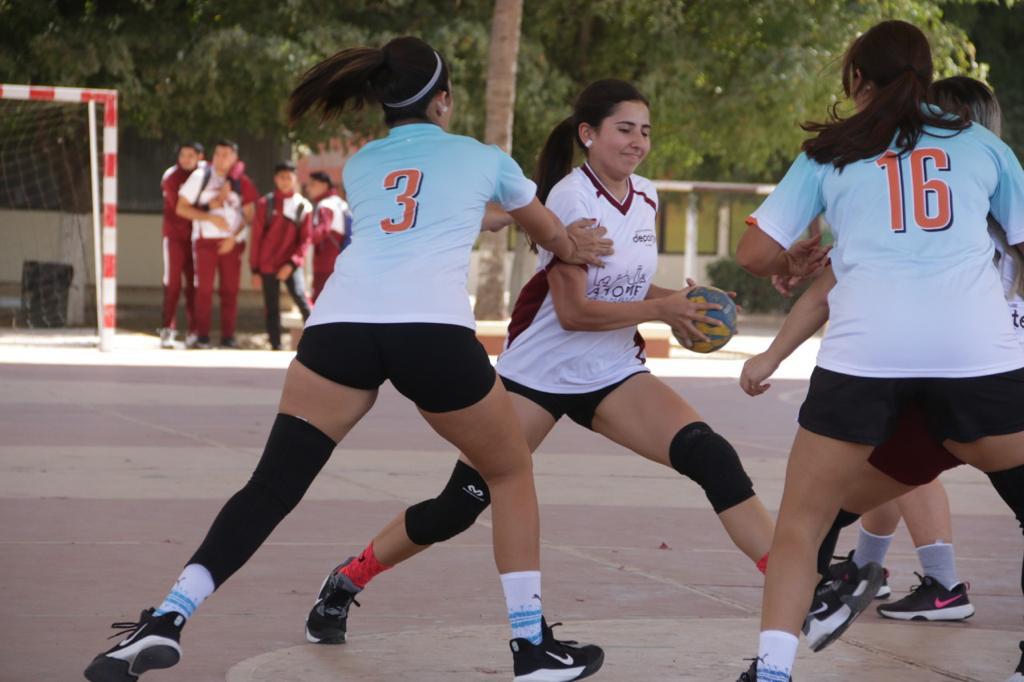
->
[705,257,808,313]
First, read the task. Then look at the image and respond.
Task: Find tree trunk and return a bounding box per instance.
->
[473,0,523,321]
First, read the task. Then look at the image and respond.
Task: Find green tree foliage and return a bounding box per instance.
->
[0,0,1009,181]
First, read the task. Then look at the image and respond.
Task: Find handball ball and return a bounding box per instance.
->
[677,286,737,354]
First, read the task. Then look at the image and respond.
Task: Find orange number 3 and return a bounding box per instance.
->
[876,149,953,233]
[380,169,423,233]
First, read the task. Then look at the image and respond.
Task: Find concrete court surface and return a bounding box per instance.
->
[0,332,1021,681]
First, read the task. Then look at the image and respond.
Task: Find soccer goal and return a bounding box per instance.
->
[0,84,118,351]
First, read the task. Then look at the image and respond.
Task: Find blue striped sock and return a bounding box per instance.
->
[501,571,543,644]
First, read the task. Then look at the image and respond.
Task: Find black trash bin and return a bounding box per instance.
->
[20,261,74,328]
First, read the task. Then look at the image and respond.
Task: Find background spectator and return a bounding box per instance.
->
[250,161,312,350]
[176,139,258,349]
[307,170,351,302]
[159,142,204,348]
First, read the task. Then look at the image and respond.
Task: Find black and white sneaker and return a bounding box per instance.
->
[83,608,184,681]
[803,560,884,652]
[736,658,793,681]
[305,558,362,644]
[828,551,889,599]
[875,567,891,599]
[1007,640,1024,682]
[510,619,603,681]
[876,573,975,621]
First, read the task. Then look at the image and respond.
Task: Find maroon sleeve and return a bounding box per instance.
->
[161,174,177,219]
[291,211,313,267]
[240,175,259,206]
[310,206,332,246]
[250,198,266,273]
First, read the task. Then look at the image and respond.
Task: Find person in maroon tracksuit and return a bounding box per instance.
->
[176,140,259,349]
[249,161,313,350]
[159,142,204,348]
[307,171,352,302]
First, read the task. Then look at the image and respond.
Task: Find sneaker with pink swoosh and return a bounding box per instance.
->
[876,573,975,622]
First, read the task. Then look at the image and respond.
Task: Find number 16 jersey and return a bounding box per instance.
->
[751,121,1024,378]
[307,123,537,331]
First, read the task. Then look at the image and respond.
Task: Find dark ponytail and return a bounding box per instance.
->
[534,78,649,203]
[801,20,965,170]
[288,36,450,127]
[534,117,577,204]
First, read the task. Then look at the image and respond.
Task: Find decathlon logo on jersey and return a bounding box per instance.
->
[588,266,648,301]
[632,228,656,245]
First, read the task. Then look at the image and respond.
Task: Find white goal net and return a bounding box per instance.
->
[0,84,117,350]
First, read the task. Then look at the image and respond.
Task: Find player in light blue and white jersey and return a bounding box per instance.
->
[83,37,611,682]
[305,80,780,657]
[731,21,1024,682]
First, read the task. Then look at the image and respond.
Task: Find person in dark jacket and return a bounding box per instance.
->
[250,161,313,350]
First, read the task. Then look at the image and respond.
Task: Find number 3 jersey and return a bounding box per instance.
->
[497,164,660,393]
[751,121,1024,378]
[306,123,536,330]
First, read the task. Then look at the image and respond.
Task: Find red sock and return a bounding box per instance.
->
[338,542,392,589]
[756,552,769,575]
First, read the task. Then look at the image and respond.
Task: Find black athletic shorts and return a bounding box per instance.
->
[799,366,1024,446]
[297,322,496,413]
[500,371,647,430]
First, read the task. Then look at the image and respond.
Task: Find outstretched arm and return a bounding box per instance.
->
[739,265,835,396]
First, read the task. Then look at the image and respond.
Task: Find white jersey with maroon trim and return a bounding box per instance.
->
[992,224,1024,343]
[496,164,659,393]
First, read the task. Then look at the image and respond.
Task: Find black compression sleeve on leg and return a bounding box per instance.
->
[668,422,755,514]
[986,465,1024,598]
[817,509,861,576]
[189,414,336,587]
[405,460,491,546]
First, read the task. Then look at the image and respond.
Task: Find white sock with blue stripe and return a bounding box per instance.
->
[757,630,798,681]
[154,563,215,620]
[501,570,543,645]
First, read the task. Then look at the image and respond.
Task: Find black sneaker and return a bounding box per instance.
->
[737,658,794,681]
[305,559,362,644]
[219,337,239,349]
[875,567,891,599]
[803,560,884,652]
[1008,640,1024,682]
[83,608,184,681]
[191,336,212,350]
[876,573,975,621]
[510,619,603,681]
[828,551,889,599]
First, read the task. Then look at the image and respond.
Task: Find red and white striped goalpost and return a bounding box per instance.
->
[0,84,118,351]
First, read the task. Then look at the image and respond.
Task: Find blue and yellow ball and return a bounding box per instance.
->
[679,286,737,353]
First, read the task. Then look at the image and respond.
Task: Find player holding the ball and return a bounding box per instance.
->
[303,80,783,650]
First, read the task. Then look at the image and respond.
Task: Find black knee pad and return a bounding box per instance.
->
[405,460,491,546]
[249,414,337,513]
[669,421,755,513]
[189,414,336,587]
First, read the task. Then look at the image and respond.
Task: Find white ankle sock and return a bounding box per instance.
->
[853,527,894,568]
[757,630,798,681]
[501,571,543,645]
[155,563,215,619]
[916,541,959,590]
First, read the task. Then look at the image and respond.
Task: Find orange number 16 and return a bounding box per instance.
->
[876,149,953,233]
[380,169,423,234]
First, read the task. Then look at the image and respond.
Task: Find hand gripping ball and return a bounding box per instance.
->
[678,286,737,353]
